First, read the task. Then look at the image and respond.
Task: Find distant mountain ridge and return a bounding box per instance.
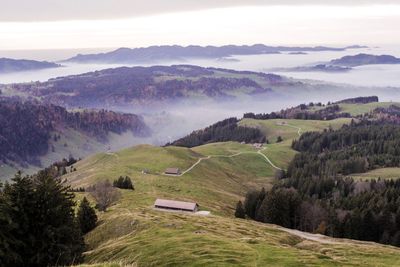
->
[330,53,400,67]
[0,57,60,73]
[64,44,366,64]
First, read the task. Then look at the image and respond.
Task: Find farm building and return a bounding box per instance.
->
[154,199,199,212]
[164,167,181,175]
[252,143,263,149]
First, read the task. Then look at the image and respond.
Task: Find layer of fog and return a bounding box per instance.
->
[109,86,400,150]
[1,45,400,87]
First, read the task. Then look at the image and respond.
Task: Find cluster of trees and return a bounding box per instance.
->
[113,176,134,190]
[0,98,148,164]
[371,105,400,124]
[40,156,79,177]
[0,171,97,266]
[238,121,400,246]
[11,65,272,107]
[334,96,378,104]
[168,117,266,147]
[238,182,400,246]
[290,121,400,178]
[244,103,350,121]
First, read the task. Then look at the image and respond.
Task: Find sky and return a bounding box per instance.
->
[1,0,400,50]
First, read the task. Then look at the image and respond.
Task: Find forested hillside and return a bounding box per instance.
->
[334,96,379,104]
[240,121,400,246]
[0,98,148,164]
[168,118,266,147]
[244,102,351,121]
[9,65,278,108]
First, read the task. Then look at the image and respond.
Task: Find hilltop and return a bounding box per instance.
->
[0,57,60,73]
[4,65,281,108]
[330,53,400,67]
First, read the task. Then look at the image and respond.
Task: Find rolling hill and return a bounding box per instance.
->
[60,104,400,266]
[0,57,60,73]
[330,54,400,67]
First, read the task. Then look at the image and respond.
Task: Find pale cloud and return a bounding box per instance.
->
[0,4,400,50]
[2,0,400,21]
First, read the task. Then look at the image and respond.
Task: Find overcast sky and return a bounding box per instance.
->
[1,0,400,50]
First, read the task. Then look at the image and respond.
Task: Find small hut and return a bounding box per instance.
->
[164,168,181,175]
[154,199,199,212]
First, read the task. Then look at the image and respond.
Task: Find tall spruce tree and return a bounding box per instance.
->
[0,172,84,267]
[77,197,98,234]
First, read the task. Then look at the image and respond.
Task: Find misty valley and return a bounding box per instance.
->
[2,40,400,267]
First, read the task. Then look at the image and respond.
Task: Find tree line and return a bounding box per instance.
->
[168,117,266,147]
[0,98,148,165]
[244,103,350,121]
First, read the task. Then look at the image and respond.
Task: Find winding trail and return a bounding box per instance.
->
[282,123,302,137]
[164,122,303,176]
[257,148,282,170]
[277,227,343,245]
[164,148,281,177]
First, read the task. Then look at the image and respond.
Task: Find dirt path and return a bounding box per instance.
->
[283,124,302,137]
[278,227,342,244]
[164,148,281,177]
[257,148,282,170]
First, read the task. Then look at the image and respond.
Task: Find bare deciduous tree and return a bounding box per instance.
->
[90,180,121,211]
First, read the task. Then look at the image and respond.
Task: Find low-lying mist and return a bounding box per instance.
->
[110,87,400,150]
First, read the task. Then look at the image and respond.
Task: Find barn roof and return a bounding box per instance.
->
[154,199,198,211]
[165,167,180,174]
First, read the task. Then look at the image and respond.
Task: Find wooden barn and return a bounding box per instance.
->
[164,167,181,175]
[154,199,199,212]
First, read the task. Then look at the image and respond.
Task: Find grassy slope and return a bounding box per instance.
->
[338,102,400,116]
[239,118,351,144]
[350,168,400,181]
[64,117,400,266]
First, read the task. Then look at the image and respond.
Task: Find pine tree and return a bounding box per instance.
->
[77,197,98,234]
[234,201,246,219]
[30,171,84,266]
[0,172,84,266]
[123,176,134,190]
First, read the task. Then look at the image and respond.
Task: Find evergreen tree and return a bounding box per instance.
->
[234,201,245,218]
[0,172,84,266]
[77,197,98,234]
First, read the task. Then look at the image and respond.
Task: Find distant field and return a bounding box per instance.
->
[350,167,400,181]
[239,118,352,143]
[339,102,399,116]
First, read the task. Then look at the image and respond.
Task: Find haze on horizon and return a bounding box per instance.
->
[1,0,400,51]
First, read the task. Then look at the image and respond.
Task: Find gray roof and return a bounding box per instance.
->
[154,199,198,211]
[165,167,180,174]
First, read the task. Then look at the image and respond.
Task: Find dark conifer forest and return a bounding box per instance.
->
[168,117,266,147]
[244,103,351,121]
[0,98,148,164]
[239,121,400,246]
